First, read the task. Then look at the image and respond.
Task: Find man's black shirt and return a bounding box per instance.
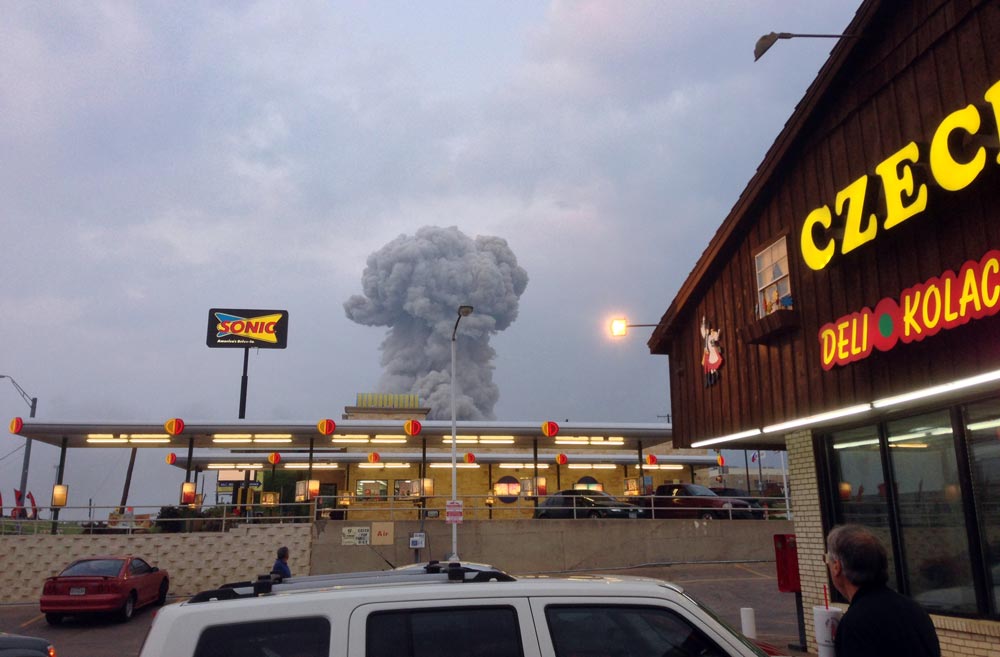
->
[834,584,940,657]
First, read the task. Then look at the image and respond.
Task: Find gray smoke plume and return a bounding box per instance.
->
[344,226,529,420]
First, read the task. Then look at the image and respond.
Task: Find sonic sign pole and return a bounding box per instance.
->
[207,308,289,419]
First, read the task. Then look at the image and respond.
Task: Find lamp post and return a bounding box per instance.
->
[449,304,473,561]
[1,375,38,512]
[753,32,859,61]
[609,318,657,338]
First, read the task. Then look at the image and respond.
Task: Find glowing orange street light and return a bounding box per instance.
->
[610,318,656,338]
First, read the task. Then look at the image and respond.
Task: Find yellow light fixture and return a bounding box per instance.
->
[498,463,549,469]
[51,484,68,507]
[86,437,129,444]
[180,481,197,505]
[129,437,171,444]
[213,437,252,444]
[429,462,479,469]
[284,463,339,469]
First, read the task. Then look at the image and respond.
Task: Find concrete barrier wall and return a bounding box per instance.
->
[0,524,312,604]
[0,519,791,605]
[310,519,793,575]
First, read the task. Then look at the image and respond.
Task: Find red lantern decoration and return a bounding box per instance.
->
[404,419,422,436]
[164,418,185,435]
[9,417,24,434]
[644,454,658,466]
[716,452,725,467]
[165,453,177,465]
[541,421,560,437]
[368,452,381,463]
[268,452,281,465]
[317,418,337,435]
[463,452,476,464]
[555,453,568,465]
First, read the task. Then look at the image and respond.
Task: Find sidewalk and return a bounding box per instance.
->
[586,562,811,656]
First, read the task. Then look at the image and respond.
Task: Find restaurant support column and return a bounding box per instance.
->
[51,436,67,534]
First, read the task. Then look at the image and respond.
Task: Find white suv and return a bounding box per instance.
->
[139,562,772,657]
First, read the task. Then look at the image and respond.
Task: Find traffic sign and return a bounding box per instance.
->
[445,500,464,525]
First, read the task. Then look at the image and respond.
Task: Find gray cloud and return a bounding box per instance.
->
[345,226,528,419]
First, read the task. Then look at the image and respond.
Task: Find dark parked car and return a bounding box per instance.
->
[710,487,767,519]
[0,632,55,656]
[651,483,754,519]
[40,555,169,625]
[534,489,649,519]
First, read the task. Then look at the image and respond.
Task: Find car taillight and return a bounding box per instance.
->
[47,645,56,657]
[43,581,55,595]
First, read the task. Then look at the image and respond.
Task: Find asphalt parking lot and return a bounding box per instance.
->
[1,562,809,657]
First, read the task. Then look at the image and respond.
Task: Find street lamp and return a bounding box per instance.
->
[449,304,473,561]
[610,318,657,338]
[754,32,859,61]
[1,375,38,511]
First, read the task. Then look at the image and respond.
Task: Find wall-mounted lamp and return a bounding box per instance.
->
[610,318,657,338]
[51,484,68,508]
[754,32,860,62]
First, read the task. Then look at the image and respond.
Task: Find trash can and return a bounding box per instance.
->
[774,533,801,592]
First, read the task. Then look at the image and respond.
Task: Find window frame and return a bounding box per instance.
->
[753,236,792,318]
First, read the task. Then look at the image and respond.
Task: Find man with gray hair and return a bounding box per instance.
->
[825,524,939,657]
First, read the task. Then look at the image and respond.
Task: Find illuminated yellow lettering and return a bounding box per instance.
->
[960,267,982,316]
[836,320,851,361]
[930,105,986,191]
[821,328,837,367]
[983,80,1000,165]
[922,284,942,329]
[983,258,1000,308]
[876,141,928,230]
[849,315,865,356]
[902,290,922,337]
[801,205,835,271]
[837,175,877,255]
[942,277,958,322]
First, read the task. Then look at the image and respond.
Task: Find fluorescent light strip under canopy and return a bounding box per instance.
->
[692,368,1000,448]
[206,463,264,469]
[284,463,339,469]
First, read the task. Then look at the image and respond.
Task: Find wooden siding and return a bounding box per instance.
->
[668,0,1000,446]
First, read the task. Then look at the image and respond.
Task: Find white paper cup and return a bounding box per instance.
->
[813,606,843,657]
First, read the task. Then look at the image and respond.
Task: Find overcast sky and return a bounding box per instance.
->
[1,1,859,513]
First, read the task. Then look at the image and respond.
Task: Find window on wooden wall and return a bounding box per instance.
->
[754,237,792,318]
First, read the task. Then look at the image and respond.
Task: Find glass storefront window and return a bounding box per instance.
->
[886,412,975,614]
[829,425,896,587]
[963,398,1000,613]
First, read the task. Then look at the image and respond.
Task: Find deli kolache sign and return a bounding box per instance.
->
[206,308,289,349]
[803,78,1000,369]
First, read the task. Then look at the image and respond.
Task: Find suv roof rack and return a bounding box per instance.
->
[188,561,515,604]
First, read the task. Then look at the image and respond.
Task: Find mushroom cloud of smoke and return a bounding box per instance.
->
[344,226,529,420]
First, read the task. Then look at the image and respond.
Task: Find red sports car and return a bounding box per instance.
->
[40,555,169,624]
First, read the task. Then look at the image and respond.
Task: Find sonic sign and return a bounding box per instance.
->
[207,308,289,349]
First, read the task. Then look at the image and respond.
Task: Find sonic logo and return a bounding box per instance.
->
[214,312,282,343]
[206,308,288,349]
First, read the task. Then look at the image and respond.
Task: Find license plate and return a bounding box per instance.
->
[70,587,86,595]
